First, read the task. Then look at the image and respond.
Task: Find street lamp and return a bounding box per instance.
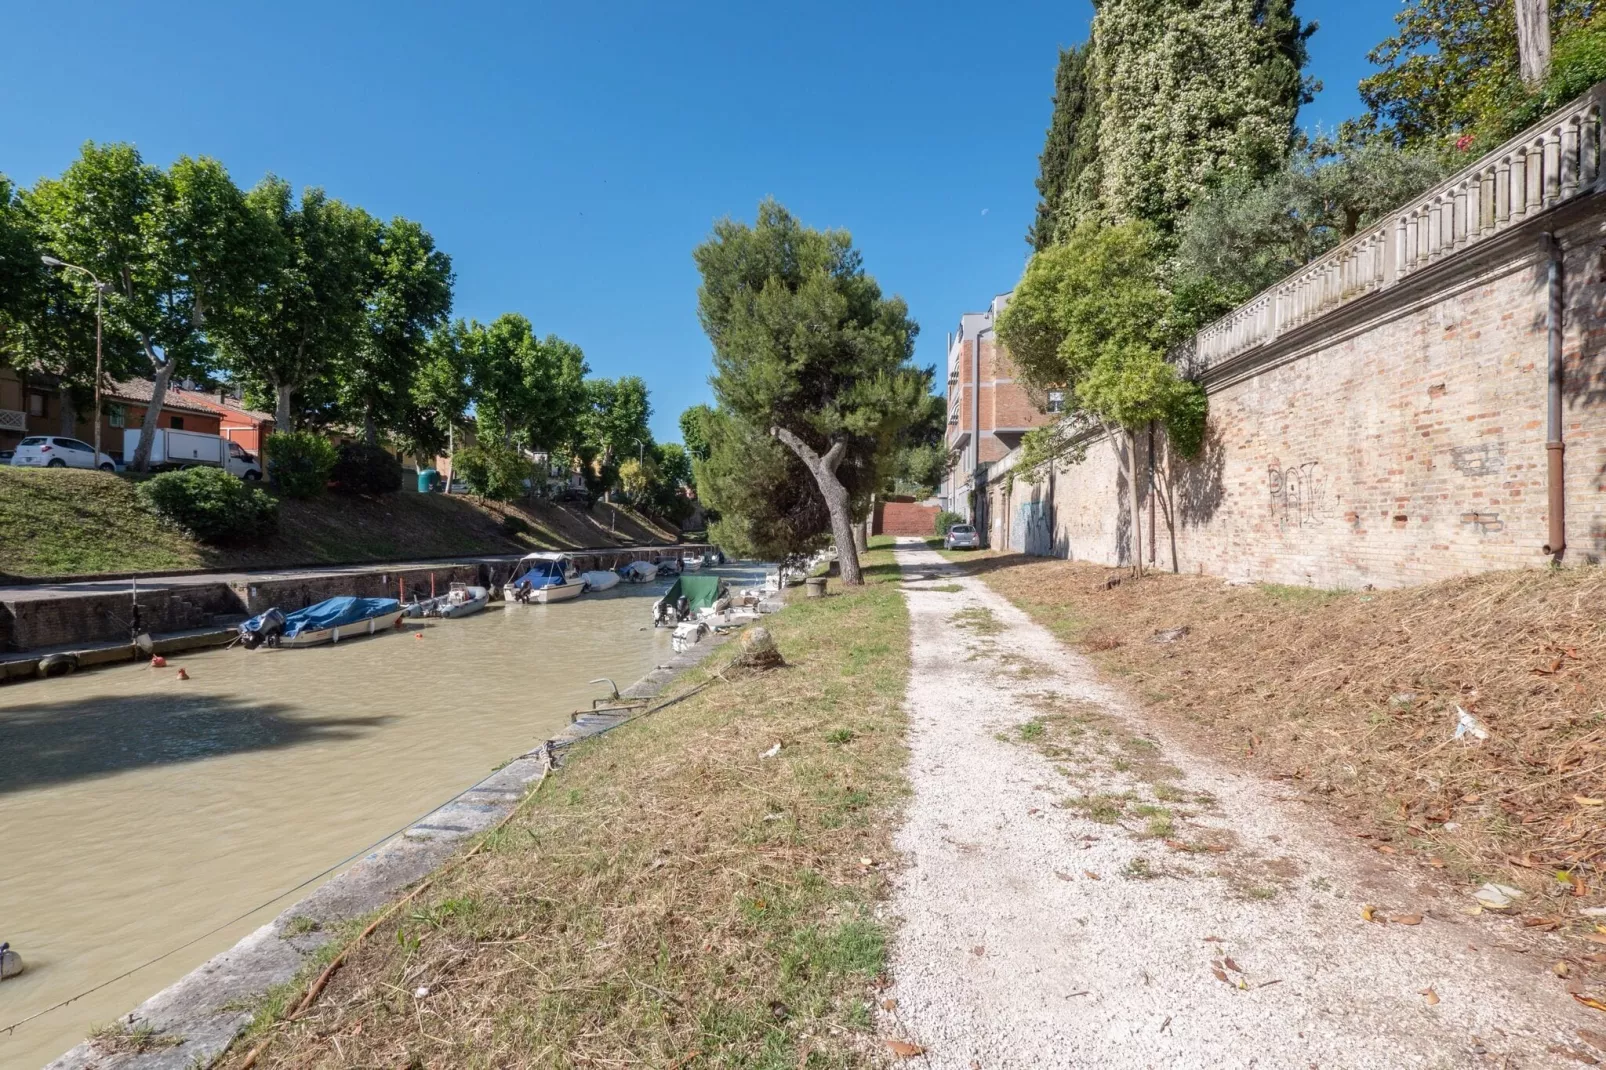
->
[41,256,113,468]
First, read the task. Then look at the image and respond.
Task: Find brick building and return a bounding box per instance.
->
[940,292,1056,536]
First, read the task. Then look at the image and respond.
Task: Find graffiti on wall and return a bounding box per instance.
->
[1014,501,1054,557]
[1268,461,1334,529]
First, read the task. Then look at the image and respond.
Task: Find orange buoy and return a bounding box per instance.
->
[151,655,167,668]
[176,668,189,680]
[415,633,425,640]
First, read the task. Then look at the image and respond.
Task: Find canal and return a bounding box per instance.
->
[0,566,759,1067]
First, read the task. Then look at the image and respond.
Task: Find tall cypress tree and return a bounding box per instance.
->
[1029,43,1096,251]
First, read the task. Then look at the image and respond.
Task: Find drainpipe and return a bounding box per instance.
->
[1542,233,1566,558]
[973,328,983,526]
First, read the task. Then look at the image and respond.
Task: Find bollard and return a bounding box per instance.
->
[805,576,827,599]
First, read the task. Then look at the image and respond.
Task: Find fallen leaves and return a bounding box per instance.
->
[970,945,985,957]
[1421,986,1440,1006]
[885,1039,925,1058]
[1576,993,1606,1014]
[1391,913,1423,926]
[1054,870,1073,881]
[1084,870,1101,881]
[1581,1029,1606,1052]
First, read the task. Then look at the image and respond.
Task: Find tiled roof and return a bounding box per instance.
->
[104,379,224,418]
[167,387,273,425]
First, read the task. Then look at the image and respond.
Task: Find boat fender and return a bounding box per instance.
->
[0,943,22,980]
[415,633,425,640]
[176,668,190,681]
[150,655,167,668]
[36,652,78,679]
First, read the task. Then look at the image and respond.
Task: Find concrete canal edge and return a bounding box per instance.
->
[42,617,754,1070]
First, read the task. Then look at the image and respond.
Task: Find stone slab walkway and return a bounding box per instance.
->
[882,540,1597,1068]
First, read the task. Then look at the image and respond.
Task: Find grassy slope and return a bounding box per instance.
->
[224,544,911,1069]
[955,551,1606,909]
[0,467,679,578]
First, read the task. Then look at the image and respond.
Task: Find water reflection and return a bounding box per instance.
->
[0,566,765,1069]
[0,694,390,794]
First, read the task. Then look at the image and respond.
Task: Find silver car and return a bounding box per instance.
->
[945,523,981,550]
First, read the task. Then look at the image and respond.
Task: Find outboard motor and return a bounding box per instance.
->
[675,595,690,622]
[238,607,287,649]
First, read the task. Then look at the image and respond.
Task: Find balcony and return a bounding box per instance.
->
[0,409,25,434]
[1191,83,1606,371]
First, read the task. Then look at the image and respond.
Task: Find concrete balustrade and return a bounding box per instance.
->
[1193,84,1606,370]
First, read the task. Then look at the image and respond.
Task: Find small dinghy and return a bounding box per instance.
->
[504,553,586,604]
[654,556,681,578]
[239,596,404,649]
[427,583,489,618]
[581,569,620,592]
[618,559,658,583]
[681,554,703,572]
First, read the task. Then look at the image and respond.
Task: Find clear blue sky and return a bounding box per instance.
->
[0,0,1399,443]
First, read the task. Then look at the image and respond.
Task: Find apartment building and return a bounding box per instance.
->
[940,292,1055,537]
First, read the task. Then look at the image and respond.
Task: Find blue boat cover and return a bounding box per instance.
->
[242,596,400,640]
[511,559,568,589]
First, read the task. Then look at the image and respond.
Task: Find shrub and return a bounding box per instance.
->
[330,442,402,495]
[138,467,279,545]
[934,509,964,536]
[500,513,529,536]
[265,431,336,499]
[453,441,530,502]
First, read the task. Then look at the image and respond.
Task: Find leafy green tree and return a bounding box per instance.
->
[213,177,376,434]
[1171,138,1446,323]
[465,314,589,456]
[679,403,715,462]
[1357,0,1597,149]
[581,376,652,475]
[997,219,1204,573]
[1086,0,1315,230]
[1031,43,1100,249]
[400,318,475,460]
[342,216,454,445]
[27,144,260,469]
[888,388,952,494]
[695,200,923,585]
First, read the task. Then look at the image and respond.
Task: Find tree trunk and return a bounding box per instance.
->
[1515,0,1551,88]
[363,406,378,447]
[1131,429,1144,577]
[274,382,295,433]
[772,427,863,586]
[854,509,870,554]
[130,355,177,473]
[59,391,77,437]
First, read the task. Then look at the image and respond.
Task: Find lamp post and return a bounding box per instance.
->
[41,256,112,468]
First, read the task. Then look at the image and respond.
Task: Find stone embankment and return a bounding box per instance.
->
[0,544,711,680]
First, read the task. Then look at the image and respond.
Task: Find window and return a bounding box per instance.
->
[26,392,46,418]
[62,439,93,453]
[169,416,185,430]
[1046,389,1065,414]
[108,405,125,428]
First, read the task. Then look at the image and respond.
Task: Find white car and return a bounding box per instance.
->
[11,436,118,472]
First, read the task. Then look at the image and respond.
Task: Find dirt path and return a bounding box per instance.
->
[882,541,1598,1068]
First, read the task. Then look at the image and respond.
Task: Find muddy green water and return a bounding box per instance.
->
[0,569,755,1067]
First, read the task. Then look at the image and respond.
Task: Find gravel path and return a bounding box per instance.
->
[881,540,1598,1069]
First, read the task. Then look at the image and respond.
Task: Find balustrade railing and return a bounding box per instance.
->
[1191,84,1606,370]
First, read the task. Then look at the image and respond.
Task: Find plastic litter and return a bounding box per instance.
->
[1471,882,1524,913]
[1453,706,1489,742]
[761,743,782,759]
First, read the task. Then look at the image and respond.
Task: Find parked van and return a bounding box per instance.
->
[126,428,263,480]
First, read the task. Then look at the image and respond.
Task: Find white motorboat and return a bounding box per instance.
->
[504,553,587,604]
[580,569,620,592]
[238,597,405,649]
[681,554,704,572]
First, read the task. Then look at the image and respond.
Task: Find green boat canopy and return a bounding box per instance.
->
[663,575,725,613]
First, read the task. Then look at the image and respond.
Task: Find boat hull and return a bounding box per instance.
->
[504,580,586,604]
[278,609,405,647]
[580,570,621,592]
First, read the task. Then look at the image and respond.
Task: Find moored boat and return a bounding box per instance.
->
[432,583,489,618]
[652,574,731,627]
[580,569,621,592]
[504,553,586,604]
[618,559,658,583]
[238,596,404,649]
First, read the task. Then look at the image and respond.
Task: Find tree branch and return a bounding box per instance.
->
[770,426,846,476]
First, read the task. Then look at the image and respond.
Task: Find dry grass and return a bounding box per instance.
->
[966,555,1606,903]
[221,547,910,1069]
